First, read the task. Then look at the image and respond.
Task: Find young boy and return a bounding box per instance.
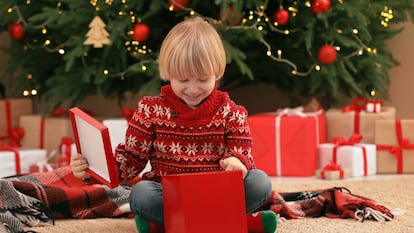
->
[71,16,277,233]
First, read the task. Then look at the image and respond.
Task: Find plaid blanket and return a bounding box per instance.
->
[0,166,131,233]
[268,187,394,222]
[0,167,395,233]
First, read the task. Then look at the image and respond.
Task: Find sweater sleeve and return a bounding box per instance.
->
[222,103,255,170]
[114,98,155,183]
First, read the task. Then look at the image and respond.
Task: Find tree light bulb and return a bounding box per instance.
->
[23,90,30,96]
[103,69,109,75]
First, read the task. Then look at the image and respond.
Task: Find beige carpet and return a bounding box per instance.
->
[26,176,414,233]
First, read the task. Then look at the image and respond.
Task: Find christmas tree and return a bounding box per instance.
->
[1,0,413,111]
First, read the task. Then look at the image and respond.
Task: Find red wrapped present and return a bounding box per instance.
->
[19,115,74,162]
[162,171,247,233]
[58,137,76,166]
[248,107,326,176]
[375,119,414,174]
[0,98,32,146]
[326,98,395,144]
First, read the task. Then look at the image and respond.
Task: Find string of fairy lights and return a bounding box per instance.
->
[5,0,395,97]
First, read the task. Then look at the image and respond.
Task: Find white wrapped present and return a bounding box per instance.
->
[0,148,47,177]
[318,142,376,177]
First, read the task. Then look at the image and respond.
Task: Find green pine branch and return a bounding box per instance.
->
[0,0,413,111]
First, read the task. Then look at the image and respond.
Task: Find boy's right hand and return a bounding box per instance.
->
[70,153,91,180]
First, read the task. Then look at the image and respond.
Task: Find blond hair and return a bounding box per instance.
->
[158,17,226,81]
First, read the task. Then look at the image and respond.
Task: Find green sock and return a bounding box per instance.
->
[134,215,150,233]
[247,210,278,233]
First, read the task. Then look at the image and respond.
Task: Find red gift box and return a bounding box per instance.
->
[248,108,326,176]
[162,171,247,233]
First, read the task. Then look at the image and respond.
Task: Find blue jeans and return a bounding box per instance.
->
[129,169,272,225]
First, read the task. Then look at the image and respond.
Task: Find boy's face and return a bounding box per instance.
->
[170,75,217,109]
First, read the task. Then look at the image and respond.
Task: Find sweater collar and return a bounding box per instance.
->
[160,84,228,121]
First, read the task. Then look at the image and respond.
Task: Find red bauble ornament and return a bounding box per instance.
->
[317,45,337,64]
[8,22,26,41]
[311,0,331,14]
[132,23,150,42]
[274,9,289,26]
[168,0,190,12]
[220,6,242,26]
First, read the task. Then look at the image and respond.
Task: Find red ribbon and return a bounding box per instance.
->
[0,143,21,174]
[121,108,134,121]
[39,119,45,149]
[9,127,25,147]
[0,100,24,147]
[321,160,344,179]
[331,133,368,176]
[51,106,65,117]
[0,100,12,142]
[376,120,414,174]
[342,97,367,134]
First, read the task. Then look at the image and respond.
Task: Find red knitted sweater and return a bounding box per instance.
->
[114,85,255,183]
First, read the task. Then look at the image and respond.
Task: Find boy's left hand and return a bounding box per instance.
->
[220,156,247,179]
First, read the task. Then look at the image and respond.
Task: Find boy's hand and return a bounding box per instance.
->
[220,156,247,179]
[70,153,91,180]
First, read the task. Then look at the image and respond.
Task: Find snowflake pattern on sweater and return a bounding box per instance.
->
[114,85,255,182]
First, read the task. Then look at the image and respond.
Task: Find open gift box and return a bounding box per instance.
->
[162,170,247,233]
